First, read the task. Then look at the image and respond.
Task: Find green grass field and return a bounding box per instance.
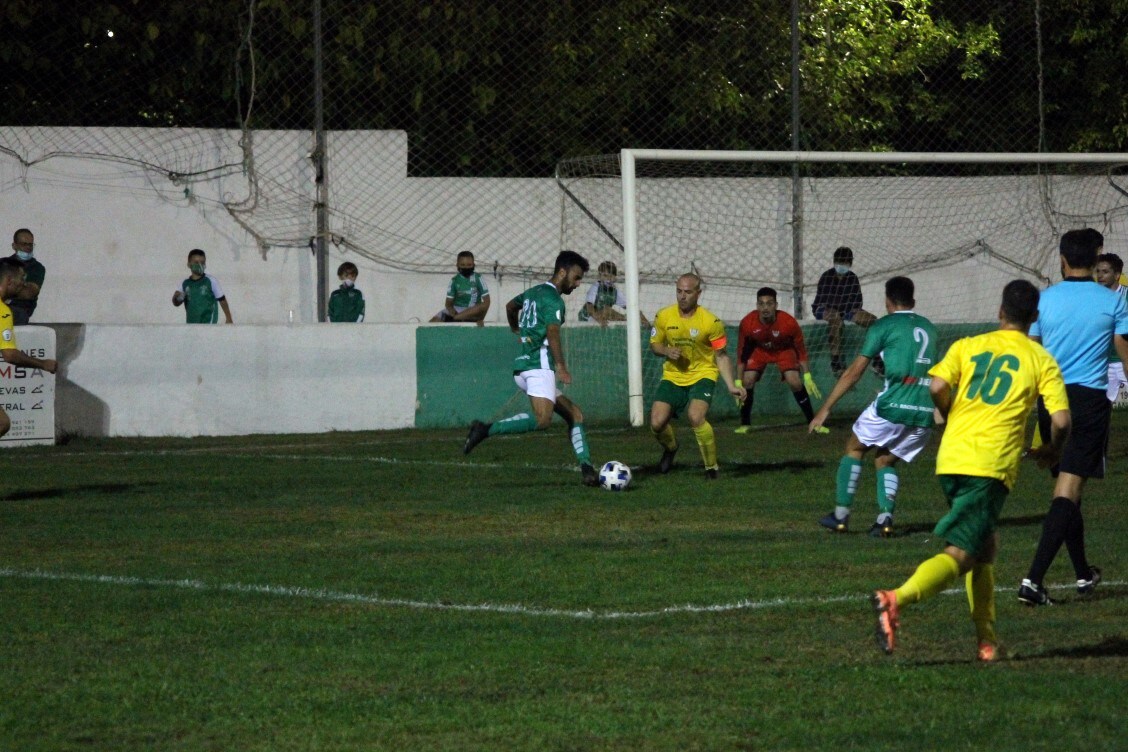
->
[2,411,1125,750]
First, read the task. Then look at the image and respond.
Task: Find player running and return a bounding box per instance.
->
[649,273,746,479]
[735,286,825,433]
[809,276,938,537]
[462,250,600,487]
[871,280,1069,661]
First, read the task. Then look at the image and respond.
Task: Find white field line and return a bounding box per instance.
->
[1,567,1117,621]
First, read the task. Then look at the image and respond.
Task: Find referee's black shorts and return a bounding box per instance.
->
[1038,384,1111,479]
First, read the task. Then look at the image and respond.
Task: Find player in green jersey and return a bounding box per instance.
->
[810,276,938,537]
[172,249,233,324]
[328,262,366,322]
[463,250,599,486]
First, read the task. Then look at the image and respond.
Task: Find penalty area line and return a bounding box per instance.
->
[2,568,1119,621]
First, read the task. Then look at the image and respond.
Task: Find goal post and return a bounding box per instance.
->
[559,150,1128,427]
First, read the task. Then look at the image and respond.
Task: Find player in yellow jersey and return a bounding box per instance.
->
[649,274,746,478]
[870,280,1069,662]
[0,258,58,437]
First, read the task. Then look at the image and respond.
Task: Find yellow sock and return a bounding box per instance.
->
[966,564,997,644]
[652,424,678,452]
[692,421,717,470]
[895,553,960,606]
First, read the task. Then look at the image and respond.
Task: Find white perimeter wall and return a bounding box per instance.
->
[52,324,416,437]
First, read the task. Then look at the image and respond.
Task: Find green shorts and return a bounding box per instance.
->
[933,475,1009,557]
[654,378,716,416]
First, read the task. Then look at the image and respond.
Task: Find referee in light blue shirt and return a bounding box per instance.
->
[1018,228,1128,606]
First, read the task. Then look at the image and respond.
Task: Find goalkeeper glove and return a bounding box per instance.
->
[803,372,822,399]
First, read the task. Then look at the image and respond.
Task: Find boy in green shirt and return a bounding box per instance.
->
[328,262,366,322]
[172,249,233,324]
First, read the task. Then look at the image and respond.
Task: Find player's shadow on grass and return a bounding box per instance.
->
[896,513,1045,536]
[633,460,824,479]
[1,483,153,501]
[911,635,1128,667]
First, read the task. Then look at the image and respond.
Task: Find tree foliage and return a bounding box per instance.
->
[2,0,1125,175]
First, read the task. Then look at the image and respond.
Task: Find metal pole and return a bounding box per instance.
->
[790,0,804,318]
[312,0,329,322]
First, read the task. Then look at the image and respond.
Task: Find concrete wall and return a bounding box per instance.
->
[50,323,416,437]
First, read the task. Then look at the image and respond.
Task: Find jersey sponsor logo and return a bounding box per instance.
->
[690,328,699,337]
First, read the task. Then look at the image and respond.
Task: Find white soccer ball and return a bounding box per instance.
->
[598,460,632,491]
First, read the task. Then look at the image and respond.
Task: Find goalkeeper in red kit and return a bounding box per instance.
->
[735,287,828,434]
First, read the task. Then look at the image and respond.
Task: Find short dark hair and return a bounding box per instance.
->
[555,250,590,274]
[833,246,854,264]
[1000,279,1040,327]
[885,276,914,307]
[457,251,475,262]
[0,256,25,279]
[337,262,358,276]
[756,286,777,300]
[1059,228,1103,269]
[1097,252,1124,275]
[187,248,207,261]
[13,228,32,243]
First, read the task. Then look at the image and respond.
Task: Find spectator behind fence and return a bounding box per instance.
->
[172,249,233,324]
[578,260,649,327]
[328,262,366,322]
[811,246,877,377]
[431,251,490,325]
[5,228,45,325]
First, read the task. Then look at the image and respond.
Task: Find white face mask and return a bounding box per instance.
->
[834,264,850,275]
[16,251,32,262]
[341,278,355,288]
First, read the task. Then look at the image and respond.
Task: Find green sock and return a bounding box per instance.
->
[570,423,591,465]
[876,467,899,518]
[490,412,540,435]
[835,456,862,507]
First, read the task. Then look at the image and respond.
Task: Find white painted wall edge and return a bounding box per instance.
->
[49,323,417,438]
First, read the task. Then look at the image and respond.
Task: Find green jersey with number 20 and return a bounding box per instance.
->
[860,310,939,427]
[511,282,566,373]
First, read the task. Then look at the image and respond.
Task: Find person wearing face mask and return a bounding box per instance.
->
[171,248,233,324]
[811,246,877,377]
[328,262,366,323]
[6,228,45,325]
[431,251,490,325]
[578,260,649,327]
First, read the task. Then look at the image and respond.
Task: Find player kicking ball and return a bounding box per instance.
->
[463,250,600,487]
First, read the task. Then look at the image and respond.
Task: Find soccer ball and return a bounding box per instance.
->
[598,460,632,491]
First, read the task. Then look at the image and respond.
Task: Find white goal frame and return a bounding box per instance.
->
[619,149,1128,427]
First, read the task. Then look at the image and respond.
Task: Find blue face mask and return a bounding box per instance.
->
[834,264,850,275]
[16,251,32,262]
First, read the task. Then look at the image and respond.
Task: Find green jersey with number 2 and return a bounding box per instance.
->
[510,282,566,373]
[860,310,939,427]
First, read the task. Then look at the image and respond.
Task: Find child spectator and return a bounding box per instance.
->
[172,249,233,324]
[328,262,366,322]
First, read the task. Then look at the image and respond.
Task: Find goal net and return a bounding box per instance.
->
[555,151,1128,426]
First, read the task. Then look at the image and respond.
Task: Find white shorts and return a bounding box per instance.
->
[514,369,560,401]
[852,402,931,462]
[1106,361,1128,402]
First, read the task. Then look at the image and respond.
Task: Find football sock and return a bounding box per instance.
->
[570,423,592,466]
[739,392,754,425]
[835,456,862,509]
[1026,496,1074,585]
[876,467,899,517]
[792,388,814,422]
[966,563,997,645]
[1062,501,1090,580]
[653,424,678,452]
[692,421,717,470]
[489,412,539,435]
[895,553,960,606]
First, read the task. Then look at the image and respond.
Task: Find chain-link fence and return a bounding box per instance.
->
[2,0,1126,294]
